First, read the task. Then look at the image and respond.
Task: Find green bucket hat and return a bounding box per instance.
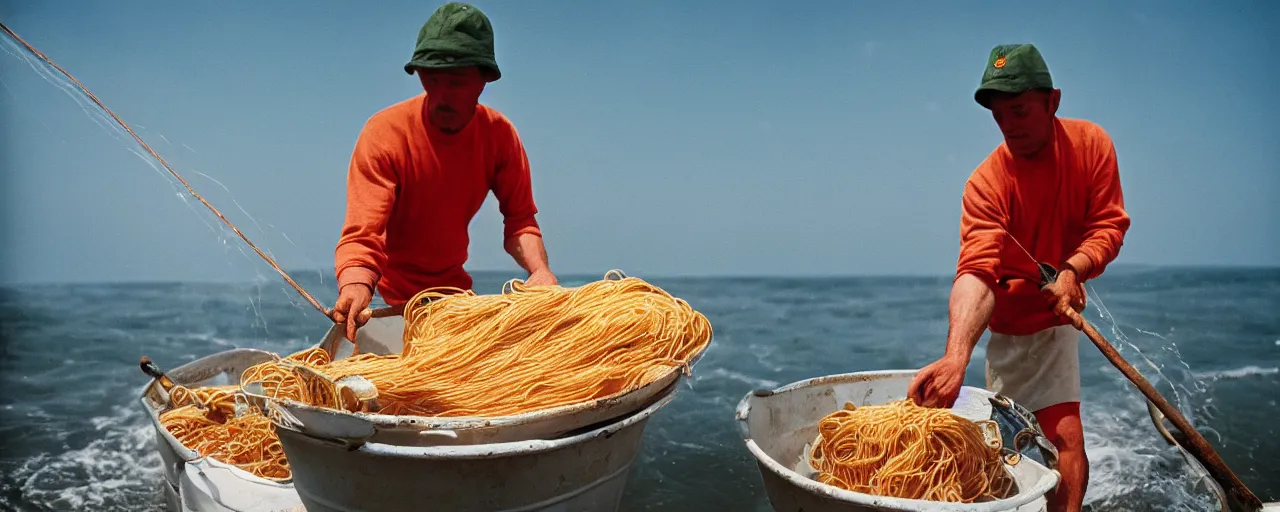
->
[974,43,1053,109]
[403,2,501,81]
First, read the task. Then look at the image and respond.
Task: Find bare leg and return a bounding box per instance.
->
[1035,401,1088,512]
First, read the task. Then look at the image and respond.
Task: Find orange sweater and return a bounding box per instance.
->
[334,94,542,305]
[956,117,1131,336]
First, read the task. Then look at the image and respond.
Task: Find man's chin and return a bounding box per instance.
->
[1006,141,1042,158]
[430,113,474,134]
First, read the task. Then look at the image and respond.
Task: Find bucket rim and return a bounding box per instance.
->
[735,369,1062,510]
[137,348,296,485]
[741,437,1059,511]
[734,369,919,430]
[276,378,679,460]
[254,339,710,434]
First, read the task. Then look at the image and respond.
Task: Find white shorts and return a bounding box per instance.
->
[985,324,1082,413]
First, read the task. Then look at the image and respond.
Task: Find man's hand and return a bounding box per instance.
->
[524,269,558,286]
[330,283,373,342]
[1042,268,1086,317]
[908,355,970,409]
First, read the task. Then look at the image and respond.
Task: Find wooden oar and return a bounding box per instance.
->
[1041,270,1263,511]
[999,229,1264,510]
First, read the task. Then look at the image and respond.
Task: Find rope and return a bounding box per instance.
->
[0,22,330,317]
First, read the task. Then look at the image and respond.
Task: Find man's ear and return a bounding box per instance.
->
[1048,88,1062,116]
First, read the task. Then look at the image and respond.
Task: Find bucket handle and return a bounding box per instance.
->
[989,394,1060,469]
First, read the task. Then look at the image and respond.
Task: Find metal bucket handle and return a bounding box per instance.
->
[989,394,1060,470]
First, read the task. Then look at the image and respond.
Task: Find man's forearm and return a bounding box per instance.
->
[944,273,996,363]
[504,232,550,274]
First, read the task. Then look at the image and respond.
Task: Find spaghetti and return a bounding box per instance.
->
[160,405,290,480]
[154,344,348,480]
[807,399,1014,503]
[241,273,713,417]
[151,272,712,480]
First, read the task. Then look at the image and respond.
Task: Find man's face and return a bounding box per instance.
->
[417,67,487,133]
[988,89,1061,158]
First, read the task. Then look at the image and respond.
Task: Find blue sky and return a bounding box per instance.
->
[1,0,1276,285]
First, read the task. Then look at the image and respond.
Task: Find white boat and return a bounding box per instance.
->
[140,309,699,512]
[735,370,1062,512]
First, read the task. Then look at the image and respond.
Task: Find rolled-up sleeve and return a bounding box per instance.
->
[490,120,542,241]
[955,174,1007,291]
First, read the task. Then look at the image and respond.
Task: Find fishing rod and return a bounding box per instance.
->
[1,22,343,320]
[1002,231,1264,511]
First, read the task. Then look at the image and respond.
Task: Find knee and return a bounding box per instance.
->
[1036,402,1086,454]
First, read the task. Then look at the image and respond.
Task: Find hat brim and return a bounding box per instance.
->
[974,80,1034,109]
[403,59,501,82]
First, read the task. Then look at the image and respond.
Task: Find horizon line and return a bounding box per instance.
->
[2,262,1277,288]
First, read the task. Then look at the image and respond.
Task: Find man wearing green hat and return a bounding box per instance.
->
[909,44,1131,511]
[330,2,558,342]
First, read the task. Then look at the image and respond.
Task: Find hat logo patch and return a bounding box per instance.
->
[994,56,1007,69]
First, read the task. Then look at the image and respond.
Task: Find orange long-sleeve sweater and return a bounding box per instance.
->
[956,117,1131,336]
[334,94,542,306]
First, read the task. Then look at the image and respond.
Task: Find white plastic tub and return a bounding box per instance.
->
[736,370,1061,512]
[139,348,304,512]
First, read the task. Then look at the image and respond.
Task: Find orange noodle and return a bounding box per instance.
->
[241,273,713,416]
[152,272,712,480]
[160,405,289,480]
[807,399,1014,503]
[153,349,325,480]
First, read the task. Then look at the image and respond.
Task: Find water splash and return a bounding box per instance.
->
[3,406,165,512]
[1085,283,1209,418]
[1078,282,1228,510]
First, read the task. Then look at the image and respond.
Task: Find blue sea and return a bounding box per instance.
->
[0,267,1277,511]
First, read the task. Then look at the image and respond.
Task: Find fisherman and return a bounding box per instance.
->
[907,44,1130,512]
[330,2,557,342]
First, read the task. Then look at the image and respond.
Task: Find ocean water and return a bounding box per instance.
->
[0,267,1277,511]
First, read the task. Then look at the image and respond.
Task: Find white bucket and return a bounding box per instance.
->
[735,370,1061,512]
[139,348,304,512]
[273,379,680,512]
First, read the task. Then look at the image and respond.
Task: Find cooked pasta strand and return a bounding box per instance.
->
[808,399,1014,503]
[154,272,712,481]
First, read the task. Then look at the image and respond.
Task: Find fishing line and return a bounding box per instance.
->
[1000,229,1202,415]
[1082,281,1206,417]
[0,22,331,318]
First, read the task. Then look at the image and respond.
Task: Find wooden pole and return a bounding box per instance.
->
[1058,307,1263,511]
[2,21,391,338]
[1,22,335,317]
